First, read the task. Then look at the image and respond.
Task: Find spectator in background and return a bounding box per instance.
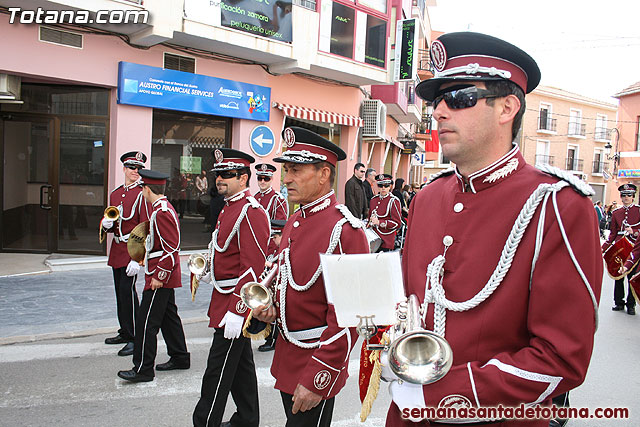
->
[392,178,408,219]
[344,162,367,219]
[594,200,605,238]
[363,168,376,208]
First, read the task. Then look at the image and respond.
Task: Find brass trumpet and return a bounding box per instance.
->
[240,265,278,310]
[99,206,121,243]
[386,295,453,384]
[188,253,209,276]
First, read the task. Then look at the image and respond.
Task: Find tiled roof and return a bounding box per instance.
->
[614,81,640,98]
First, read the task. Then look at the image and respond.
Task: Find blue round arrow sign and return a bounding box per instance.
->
[249,125,276,157]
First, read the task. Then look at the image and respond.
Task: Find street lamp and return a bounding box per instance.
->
[604,128,620,164]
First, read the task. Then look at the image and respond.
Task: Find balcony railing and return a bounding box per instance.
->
[592,160,608,174]
[538,116,557,132]
[568,122,586,137]
[535,154,555,166]
[565,158,584,171]
[417,49,433,74]
[595,127,611,141]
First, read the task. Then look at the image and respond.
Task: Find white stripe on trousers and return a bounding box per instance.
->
[206,336,235,426]
[136,289,156,373]
[130,274,137,334]
[316,400,327,427]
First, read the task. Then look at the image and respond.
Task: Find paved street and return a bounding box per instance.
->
[0,264,638,426]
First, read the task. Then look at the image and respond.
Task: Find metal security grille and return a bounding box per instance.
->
[164,53,195,73]
[39,26,83,48]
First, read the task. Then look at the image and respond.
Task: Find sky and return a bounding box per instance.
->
[427,0,640,104]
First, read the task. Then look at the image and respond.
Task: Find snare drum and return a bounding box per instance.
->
[364,226,382,253]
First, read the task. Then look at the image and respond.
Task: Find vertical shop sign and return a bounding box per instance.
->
[394,18,417,82]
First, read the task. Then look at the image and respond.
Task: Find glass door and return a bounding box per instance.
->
[1,116,55,252]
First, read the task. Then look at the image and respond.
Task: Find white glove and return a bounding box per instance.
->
[126,260,140,277]
[102,218,114,230]
[218,311,244,339]
[380,351,399,382]
[389,381,427,422]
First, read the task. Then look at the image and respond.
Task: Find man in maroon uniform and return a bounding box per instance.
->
[254,127,369,426]
[368,173,402,252]
[382,32,602,426]
[117,169,190,383]
[101,151,150,357]
[193,148,270,427]
[603,183,640,315]
[254,162,289,221]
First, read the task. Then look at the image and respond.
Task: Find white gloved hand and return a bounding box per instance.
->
[389,380,427,422]
[380,351,399,382]
[218,311,244,339]
[102,218,114,230]
[126,260,141,277]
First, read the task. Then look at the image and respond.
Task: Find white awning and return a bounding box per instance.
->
[273,102,364,128]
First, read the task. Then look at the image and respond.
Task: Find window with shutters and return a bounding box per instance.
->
[163,53,196,73]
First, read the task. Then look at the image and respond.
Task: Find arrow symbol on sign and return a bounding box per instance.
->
[253,133,273,148]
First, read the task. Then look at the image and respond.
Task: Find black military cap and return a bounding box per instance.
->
[618,183,637,195]
[138,169,169,185]
[212,148,255,171]
[255,163,277,176]
[375,174,393,185]
[120,151,147,168]
[274,127,346,167]
[416,32,541,102]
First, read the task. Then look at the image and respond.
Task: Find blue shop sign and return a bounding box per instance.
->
[117,62,270,122]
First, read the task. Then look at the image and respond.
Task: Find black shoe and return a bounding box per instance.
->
[612,305,625,311]
[105,334,128,345]
[117,369,153,383]
[118,342,134,356]
[258,342,275,352]
[220,422,232,427]
[627,306,636,315]
[156,359,190,371]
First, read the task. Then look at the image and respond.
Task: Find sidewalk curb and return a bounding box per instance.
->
[0,316,209,346]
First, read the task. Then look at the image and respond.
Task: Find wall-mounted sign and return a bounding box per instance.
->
[183,0,292,43]
[618,169,640,178]
[249,125,276,157]
[180,156,202,174]
[117,62,270,122]
[394,18,417,82]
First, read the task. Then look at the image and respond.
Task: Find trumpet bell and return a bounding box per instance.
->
[104,206,120,221]
[240,283,272,310]
[188,254,208,276]
[388,330,453,385]
[127,221,149,262]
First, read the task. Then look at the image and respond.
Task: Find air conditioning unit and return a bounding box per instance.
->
[362,99,387,139]
[0,74,22,103]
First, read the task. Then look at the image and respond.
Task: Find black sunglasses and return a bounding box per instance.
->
[433,87,498,110]
[125,165,141,170]
[378,183,391,188]
[257,176,272,182]
[215,170,241,179]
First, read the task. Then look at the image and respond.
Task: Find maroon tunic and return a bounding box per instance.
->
[103,180,151,269]
[254,187,289,221]
[143,196,181,290]
[603,204,640,251]
[368,193,402,249]
[270,191,369,399]
[387,147,602,426]
[206,188,270,327]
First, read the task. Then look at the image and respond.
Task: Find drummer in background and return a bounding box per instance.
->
[603,183,640,315]
[368,173,402,252]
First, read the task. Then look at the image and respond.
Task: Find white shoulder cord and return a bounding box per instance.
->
[277,218,348,349]
[424,180,582,338]
[144,210,158,275]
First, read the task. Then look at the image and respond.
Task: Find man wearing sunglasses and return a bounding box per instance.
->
[254,163,289,223]
[100,151,151,357]
[251,126,369,426]
[192,148,270,427]
[368,173,402,252]
[381,32,602,426]
[602,183,640,315]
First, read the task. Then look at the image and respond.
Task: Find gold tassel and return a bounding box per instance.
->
[360,333,390,422]
[191,275,199,302]
[242,310,272,340]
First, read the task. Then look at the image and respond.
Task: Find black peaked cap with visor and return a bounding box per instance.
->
[255,163,277,176]
[211,148,255,172]
[376,174,393,186]
[618,183,637,196]
[139,169,169,186]
[273,127,346,166]
[416,32,541,102]
[120,151,147,168]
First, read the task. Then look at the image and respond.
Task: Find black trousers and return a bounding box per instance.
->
[614,277,637,309]
[193,329,259,427]
[133,288,189,377]
[280,391,334,427]
[265,324,278,345]
[112,267,139,341]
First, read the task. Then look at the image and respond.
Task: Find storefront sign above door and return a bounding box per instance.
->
[117,62,271,122]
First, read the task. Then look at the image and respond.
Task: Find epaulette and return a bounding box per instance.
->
[427,168,456,184]
[536,164,595,197]
[246,195,261,209]
[336,204,364,229]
